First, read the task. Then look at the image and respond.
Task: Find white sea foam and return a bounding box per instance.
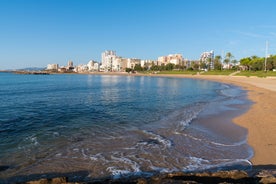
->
[89,153,105,161]
[150,166,177,173]
[172,102,206,131]
[19,135,40,147]
[55,153,62,157]
[53,132,60,137]
[183,157,211,171]
[180,132,248,147]
[142,130,172,148]
[106,167,131,179]
[81,148,89,159]
[219,84,243,98]
[111,156,141,173]
[183,156,252,172]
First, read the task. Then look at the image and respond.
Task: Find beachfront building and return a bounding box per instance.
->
[73,60,100,73]
[46,64,59,71]
[120,58,128,71]
[73,64,87,73]
[200,50,214,70]
[127,58,141,69]
[101,50,144,72]
[93,62,100,71]
[183,59,191,68]
[112,57,123,72]
[66,61,74,71]
[68,61,73,67]
[87,60,99,71]
[157,54,183,66]
[141,59,156,70]
[101,50,117,71]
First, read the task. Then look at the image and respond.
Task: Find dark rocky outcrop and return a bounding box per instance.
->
[22,169,276,184]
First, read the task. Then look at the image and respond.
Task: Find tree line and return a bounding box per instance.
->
[240,55,276,71]
[126,52,276,72]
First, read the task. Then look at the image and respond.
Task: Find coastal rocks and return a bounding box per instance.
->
[257,170,276,184]
[26,177,67,184]
[146,170,253,184]
[112,170,276,184]
[20,169,276,184]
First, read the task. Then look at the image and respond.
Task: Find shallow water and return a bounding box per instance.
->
[0,73,253,181]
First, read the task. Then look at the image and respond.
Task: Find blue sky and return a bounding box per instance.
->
[1,0,276,69]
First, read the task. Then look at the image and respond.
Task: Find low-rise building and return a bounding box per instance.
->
[127,58,141,69]
[158,54,183,66]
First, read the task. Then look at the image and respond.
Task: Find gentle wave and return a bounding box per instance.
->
[179,132,248,147]
[183,156,252,172]
[140,130,172,148]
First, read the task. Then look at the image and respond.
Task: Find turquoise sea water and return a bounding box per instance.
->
[0,72,253,182]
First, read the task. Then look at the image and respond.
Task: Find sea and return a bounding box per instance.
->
[0,72,253,182]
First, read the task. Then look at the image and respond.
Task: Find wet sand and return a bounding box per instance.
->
[154,74,276,165]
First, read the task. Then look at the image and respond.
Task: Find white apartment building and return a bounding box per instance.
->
[87,60,94,71]
[87,60,99,71]
[101,50,117,71]
[141,60,155,67]
[112,57,123,72]
[93,62,99,71]
[101,50,143,71]
[46,64,59,70]
[200,50,214,69]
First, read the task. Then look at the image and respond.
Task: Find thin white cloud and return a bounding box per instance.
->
[234,31,265,38]
[228,40,239,46]
[269,32,276,37]
[257,25,276,29]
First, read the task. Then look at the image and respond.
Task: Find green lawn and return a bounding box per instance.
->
[140,70,276,77]
[236,71,276,77]
[200,70,235,75]
[156,70,198,75]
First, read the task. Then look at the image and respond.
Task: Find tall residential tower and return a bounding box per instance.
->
[101,50,117,71]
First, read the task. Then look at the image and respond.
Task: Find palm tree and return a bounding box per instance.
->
[214,55,222,63]
[214,55,222,70]
[225,52,233,69]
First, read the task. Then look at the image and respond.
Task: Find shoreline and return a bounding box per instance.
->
[60,72,276,165]
[91,72,276,165]
[150,74,276,165]
[1,72,276,183]
[4,71,276,164]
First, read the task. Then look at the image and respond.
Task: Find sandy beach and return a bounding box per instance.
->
[153,74,276,165]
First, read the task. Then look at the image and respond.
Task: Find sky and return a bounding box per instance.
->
[1,0,276,69]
